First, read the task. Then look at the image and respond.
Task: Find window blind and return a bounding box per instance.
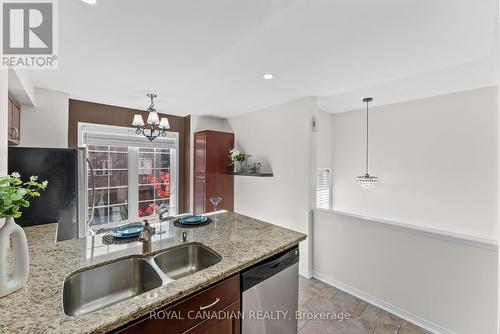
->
[78,122,178,149]
[316,168,331,209]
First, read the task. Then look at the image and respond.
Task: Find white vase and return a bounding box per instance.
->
[234,161,243,173]
[0,217,29,297]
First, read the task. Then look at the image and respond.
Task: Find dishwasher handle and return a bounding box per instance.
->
[242,247,299,292]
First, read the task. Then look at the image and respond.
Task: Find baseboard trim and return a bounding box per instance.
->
[312,270,456,334]
[299,272,312,279]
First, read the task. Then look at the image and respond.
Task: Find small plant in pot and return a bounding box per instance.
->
[0,173,47,297]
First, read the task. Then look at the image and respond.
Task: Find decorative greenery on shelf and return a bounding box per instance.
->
[0,173,48,219]
[228,148,250,166]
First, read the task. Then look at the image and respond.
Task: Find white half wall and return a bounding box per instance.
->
[19,88,69,148]
[313,210,498,334]
[327,86,499,240]
[226,97,316,276]
[0,69,8,176]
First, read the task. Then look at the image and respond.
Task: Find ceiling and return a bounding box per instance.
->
[29,0,498,116]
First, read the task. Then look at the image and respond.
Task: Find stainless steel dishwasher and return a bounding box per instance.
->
[241,247,299,334]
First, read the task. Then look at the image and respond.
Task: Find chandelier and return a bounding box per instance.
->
[357,97,378,189]
[132,94,170,141]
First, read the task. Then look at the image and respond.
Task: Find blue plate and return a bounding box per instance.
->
[110,224,144,239]
[180,215,208,225]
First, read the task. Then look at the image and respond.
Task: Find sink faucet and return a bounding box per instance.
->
[139,221,155,253]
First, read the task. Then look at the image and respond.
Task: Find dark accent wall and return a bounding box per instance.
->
[68,99,190,213]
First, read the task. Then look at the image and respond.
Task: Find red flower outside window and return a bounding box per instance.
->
[138,172,170,217]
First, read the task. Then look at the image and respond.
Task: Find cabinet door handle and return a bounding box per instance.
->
[199,297,220,310]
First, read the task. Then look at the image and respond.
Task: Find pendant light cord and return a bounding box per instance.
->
[365,99,369,175]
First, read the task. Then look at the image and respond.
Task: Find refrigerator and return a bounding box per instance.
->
[8,147,85,241]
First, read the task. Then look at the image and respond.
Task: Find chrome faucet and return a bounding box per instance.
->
[138,221,155,253]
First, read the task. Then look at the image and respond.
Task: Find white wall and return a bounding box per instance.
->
[313,87,499,333]
[0,69,8,176]
[328,86,499,240]
[191,115,231,134]
[313,210,498,334]
[8,69,35,106]
[19,88,69,148]
[315,110,335,169]
[226,97,316,276]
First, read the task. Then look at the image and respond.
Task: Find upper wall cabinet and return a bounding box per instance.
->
[8,95,21,145]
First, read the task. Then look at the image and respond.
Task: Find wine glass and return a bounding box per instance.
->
[210,196,222,222]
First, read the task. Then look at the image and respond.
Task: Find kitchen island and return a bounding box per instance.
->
[0,211,306,334]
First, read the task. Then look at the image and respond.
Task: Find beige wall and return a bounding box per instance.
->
[328,86,499,239]
[226,97,316,276]
[19,88,69,148]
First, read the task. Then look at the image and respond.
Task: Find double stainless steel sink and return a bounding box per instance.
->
[62,243,222,316]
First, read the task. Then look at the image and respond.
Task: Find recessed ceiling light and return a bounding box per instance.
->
[82,0,96,4]
[263,73,274,80]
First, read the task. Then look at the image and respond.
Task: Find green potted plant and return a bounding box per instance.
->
[0,173,47,297]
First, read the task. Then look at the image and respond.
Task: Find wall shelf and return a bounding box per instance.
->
[232,172,273,177]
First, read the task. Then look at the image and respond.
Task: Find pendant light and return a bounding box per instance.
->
[132,94,170,141]
[357,97,378,189]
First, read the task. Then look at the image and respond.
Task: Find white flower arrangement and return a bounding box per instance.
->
[229,148,249,166]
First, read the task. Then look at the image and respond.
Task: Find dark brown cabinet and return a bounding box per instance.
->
[8,95,21,145]
[193,131,234,214]
[185,301,240,334]
[117,274,240,334]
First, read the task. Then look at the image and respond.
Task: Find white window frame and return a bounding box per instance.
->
[316,167,332,210]
[78,122,179,232]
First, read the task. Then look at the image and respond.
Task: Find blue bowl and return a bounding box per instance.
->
[179,215,208,225]
[110,224,144,239]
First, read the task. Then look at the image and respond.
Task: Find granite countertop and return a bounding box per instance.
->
[0,211,306,334]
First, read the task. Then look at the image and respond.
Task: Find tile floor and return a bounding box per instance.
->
[298,276,431,334]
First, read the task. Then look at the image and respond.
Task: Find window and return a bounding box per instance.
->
[87,145,129,225]
[316,168,332,209]
[79,123,178,230]
[138,148,172,217]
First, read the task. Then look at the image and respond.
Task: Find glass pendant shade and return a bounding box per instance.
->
[147,111,160,125]
[358,173,378,190]
[132,114,145,127]
[159,117,170,129]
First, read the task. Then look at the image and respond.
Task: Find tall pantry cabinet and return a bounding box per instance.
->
[193,130,234,214]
